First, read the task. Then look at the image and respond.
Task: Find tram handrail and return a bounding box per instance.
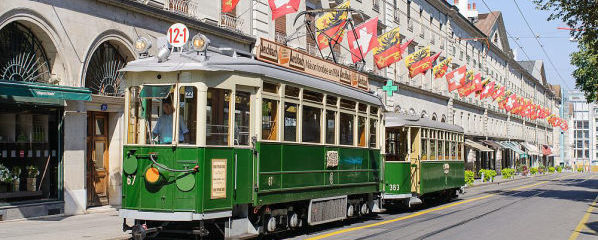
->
[149,153,198,173]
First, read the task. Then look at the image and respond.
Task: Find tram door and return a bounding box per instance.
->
[87,112,109,207]
[409,127,421,193]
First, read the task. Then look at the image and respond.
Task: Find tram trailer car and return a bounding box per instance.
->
[382,113,465,207]
[119,44,384,239]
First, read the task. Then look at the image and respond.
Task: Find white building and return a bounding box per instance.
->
[566,90,597,171]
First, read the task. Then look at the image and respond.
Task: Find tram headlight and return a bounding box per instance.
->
[191,33,210,52]
[134,37,151,55]
[157,46,170,63]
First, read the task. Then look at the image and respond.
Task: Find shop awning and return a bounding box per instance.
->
[521,142,541,156]
[542,145,553,156]
[385,112,464,132]
[0,80,92,104]
[465,139,493,152]
[481,140,504,149]
[500,141,526,156]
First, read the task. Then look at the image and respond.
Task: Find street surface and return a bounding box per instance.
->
[0,173,595,240]
[282,172,598,240]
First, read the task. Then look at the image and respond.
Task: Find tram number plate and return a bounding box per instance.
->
[388,184,400,191]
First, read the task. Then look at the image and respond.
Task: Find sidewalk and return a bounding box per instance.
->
[0,208,129,240]
[467,172,560,188]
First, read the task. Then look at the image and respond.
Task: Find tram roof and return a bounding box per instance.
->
[384,112,464,133]
[120,51,382,106]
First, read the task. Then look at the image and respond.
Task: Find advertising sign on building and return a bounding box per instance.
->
[257,38,369,91]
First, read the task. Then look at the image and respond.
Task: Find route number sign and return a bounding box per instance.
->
[167,23,189,48]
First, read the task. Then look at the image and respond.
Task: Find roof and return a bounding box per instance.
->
[121,51,382,106]
[475,11,501,36]
[384,112,464,132]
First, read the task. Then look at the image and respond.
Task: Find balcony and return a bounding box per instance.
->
[164,0,201,20]
[220,13,244,33]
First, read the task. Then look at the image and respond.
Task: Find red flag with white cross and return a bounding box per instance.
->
[446,65,467,92]
[502,93,517,112]
[347,17,379,63]
[269,0,300,20]
[479,80,495,100]
[222,0,240,12]
[491,85,506,101]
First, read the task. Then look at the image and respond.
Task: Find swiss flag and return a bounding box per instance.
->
[472,74,483,93]
[502,94,517,112]
[446,65,467,92]
[479,81,495,100]
[491,85,506,101]
[222,0,240,13]
[347,17,379,63]
[269,0,300,20]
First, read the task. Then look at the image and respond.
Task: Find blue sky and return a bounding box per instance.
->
[475,0,577,91]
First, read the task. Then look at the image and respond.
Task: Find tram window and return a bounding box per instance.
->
[325,110,336,144]
[358,116,366,147]
[235,91,251,145]
[370,106,378,115]
[303,90,323,103]
[386,131,398,161]
[127,86,140,144]
[339,113,354,145]
[206,88,230,145]
[263,82,279,94]
[458,142,464,161]
[369,119,377,148]
[285,85,300,98]
[358,104,367,113]
[284,102,298,141]
[445,140,450,160]
[438,139,444,160]
[179,86,197,144]
[421,137,428,160]
[340,99,356,110]
[302,106,321,143]
[326,95,338,106]
[430,138,437,160]
[262,99,279,141]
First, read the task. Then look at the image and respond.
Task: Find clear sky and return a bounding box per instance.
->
[475,0,577,91]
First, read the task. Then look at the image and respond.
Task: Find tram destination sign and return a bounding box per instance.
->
[257,38,369,91]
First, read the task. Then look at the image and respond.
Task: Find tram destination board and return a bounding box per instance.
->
[257,38,369,91]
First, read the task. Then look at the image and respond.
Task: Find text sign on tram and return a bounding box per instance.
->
[256,38,369,91]
[167,23,189,48]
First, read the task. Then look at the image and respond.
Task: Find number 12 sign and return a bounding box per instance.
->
[167,23,189,48]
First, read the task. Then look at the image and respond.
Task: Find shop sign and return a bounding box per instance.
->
[257,38,369,91]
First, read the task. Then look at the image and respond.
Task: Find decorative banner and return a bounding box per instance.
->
[479,80,495,100]
[269,0,301,20]
[433,57,452,79]
[446,65,467,92]
[347,17,379,63]
[491,85,506,101]
[405,47,440,78]
[458,70,476,97]
[257,38,369,90]
[315,0,350,50]
[222,0,240,13]
[404,46,430,75]
[502,93,517,112]
[373,27,411,69]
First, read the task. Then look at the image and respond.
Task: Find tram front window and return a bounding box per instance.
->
[178,86,197,144]
[235,91,251,145]
[152,97,189,144]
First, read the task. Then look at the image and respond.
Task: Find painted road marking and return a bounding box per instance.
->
[306,174,572,240]
[569,182,598,239]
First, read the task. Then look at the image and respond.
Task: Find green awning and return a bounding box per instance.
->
[500,141,527,157]
[0,80,92,104]
[140,85,173,98]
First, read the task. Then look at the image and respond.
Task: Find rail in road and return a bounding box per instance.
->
[288,173,598,240]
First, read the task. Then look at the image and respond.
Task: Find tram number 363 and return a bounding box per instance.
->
[388,184,400,191]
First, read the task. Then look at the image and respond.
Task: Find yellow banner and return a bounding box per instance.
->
[404,46,430,68]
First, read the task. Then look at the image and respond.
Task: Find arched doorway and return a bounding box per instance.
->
[84,42,127,96]
[0,22,51,82]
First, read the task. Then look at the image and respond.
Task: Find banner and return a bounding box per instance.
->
[433,57,452,79]
[373,27,411,69]
[347,17,379,63]
[315,0,350,49]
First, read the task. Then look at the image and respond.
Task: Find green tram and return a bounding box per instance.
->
[383,113,465,206]
[118,38,465,239]
[119,47,384,238]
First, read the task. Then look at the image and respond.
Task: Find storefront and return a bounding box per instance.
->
[0,80,91,220]
[464,139,493,173]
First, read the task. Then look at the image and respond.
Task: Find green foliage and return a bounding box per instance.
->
[577,167,584,172]
[548,167,556,173]
[26,165,39,178]
[534,0,598,102]
[557,166,563,172]
[538,166,545,174]
[465,170,475,185]
[478,169,497,182]
[501,168,516,179]
[530,167,538,175]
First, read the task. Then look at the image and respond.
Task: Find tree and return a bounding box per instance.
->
[534,0,598,102]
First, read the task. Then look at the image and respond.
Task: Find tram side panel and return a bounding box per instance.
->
[419,161,465,195]
[383,161,412,197]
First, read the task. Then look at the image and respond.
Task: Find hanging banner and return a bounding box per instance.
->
[315,0,350,49]
[433,57,452,79]
[257,38,369,90]
[373,27,411,69]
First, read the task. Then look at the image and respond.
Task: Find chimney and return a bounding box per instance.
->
[473,2,476,10]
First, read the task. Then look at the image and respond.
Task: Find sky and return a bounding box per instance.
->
[474,0,577,92]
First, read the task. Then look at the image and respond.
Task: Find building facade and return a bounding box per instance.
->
[566,90,598,172]
[0,0,563,220]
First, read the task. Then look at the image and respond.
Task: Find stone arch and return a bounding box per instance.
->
[441,114,446,123]
[0,8,68,83]
[81,30,136,96]
[421,110,428,119]
[431,113,437,121]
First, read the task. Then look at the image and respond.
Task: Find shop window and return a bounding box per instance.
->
[326,110,336,144]
[302,106,321,143]
[235,91,251,145]
[178,86,197,144]
[358,116,366,147]
[339,113,354,145]
[262,99,278,141]
[206,88,230,145]
[369,119,377,148]
[284,103,298,141]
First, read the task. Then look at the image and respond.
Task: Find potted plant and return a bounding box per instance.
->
[26,165,39,192]
[11,167,21,192]
[0,164,11,192]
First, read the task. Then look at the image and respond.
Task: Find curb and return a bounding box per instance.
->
[466,173,556,189]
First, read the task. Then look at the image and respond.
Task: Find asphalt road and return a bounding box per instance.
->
[278,172,598,240]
